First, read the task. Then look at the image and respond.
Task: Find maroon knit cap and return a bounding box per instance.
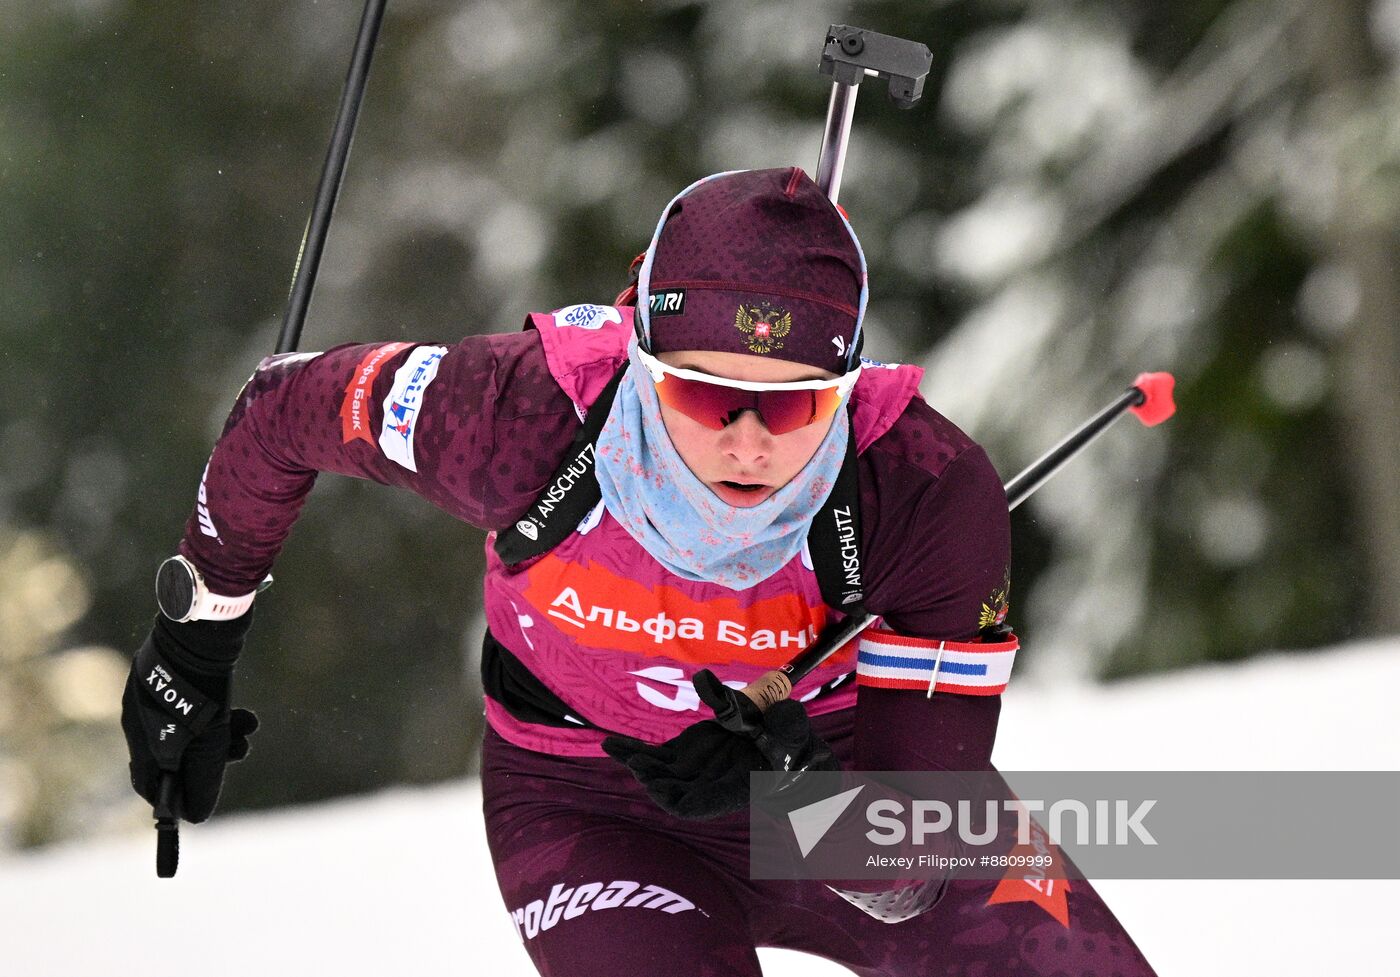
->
[638,168,866,374]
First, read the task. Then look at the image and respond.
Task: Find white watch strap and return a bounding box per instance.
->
[194,588,257,621]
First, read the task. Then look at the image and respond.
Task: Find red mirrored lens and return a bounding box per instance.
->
[654,374,842,435]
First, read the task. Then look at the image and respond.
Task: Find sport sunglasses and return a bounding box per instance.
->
[638,347,861,435]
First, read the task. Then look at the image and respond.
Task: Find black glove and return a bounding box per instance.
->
[122,612,258,823]
[602,668,838,820]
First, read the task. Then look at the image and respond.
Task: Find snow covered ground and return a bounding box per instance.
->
[3,636,1397,976]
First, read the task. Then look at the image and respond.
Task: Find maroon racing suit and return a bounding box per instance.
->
[177,308,1157,976]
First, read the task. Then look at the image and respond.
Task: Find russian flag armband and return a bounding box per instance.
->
[855,629,1018,696]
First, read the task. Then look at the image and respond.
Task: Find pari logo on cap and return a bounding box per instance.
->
[734,302,793,355]
[648,289,686,318]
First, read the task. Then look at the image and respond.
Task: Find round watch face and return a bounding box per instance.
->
[155,557,198,622]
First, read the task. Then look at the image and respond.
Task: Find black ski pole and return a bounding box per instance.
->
[715,371,1178,723]
[154,769,178,878]
[154,0,389,879]
[276,0,389,355]
[1005,372,1175,509]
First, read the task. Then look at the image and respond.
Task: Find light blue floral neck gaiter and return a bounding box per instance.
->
[594,341,849,590]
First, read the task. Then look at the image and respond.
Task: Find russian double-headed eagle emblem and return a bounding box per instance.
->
[734,302,793,354]
[978,567,1012,631]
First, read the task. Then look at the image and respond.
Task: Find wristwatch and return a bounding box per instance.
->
[154,555,257,623]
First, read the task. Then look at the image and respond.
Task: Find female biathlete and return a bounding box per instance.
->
[123,168,1156,976]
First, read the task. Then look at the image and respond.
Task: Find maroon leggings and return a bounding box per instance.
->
[481,717,1157,977]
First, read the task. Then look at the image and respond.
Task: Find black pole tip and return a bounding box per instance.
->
[156,820,179,878]
[155,772,179,878]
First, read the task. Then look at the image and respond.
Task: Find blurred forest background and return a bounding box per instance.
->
[3,0,1398,849]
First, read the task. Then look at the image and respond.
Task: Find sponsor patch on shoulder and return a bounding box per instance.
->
[552,304,622,331]
[342,342,412,444]
[378,345,447,472]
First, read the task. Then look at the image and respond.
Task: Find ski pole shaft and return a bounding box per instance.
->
[1004,372,1175,510]
[275,0,389,355]
[735,372,1177,711]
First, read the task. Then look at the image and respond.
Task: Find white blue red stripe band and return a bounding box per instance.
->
[856,629,1018,696]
